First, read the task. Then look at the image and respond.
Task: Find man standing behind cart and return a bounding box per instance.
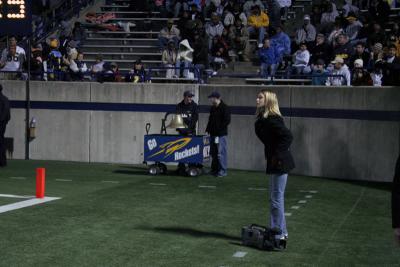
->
[206,92,231,177]
[175,90,199,174]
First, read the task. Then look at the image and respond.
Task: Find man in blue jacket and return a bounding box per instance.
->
[259,38,280,79]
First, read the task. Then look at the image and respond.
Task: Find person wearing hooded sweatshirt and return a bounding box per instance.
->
[326,56,351,86]
[271,25,291,58]
[351,59,372,86]
[175,39,194,78]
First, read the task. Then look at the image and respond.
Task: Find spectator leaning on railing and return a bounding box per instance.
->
[311,59,329,86]
[382,44,400,86]
[0,36,26,80]
[326,56,351,86]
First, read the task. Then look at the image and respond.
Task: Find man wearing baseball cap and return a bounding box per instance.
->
[175,90,199,174]
[206,92,231,177]
[325,56,351,86]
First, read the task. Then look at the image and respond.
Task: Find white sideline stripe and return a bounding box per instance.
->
[0,197,61,214]
[101,180,120,184]
[291,206,300,210]
[309,190,318,194]
[9,177,27,180]
[232,251,247,258]
[305,195,313,198]
[55,179,72,182]
[299,190,318,193]
[0,194,33,199]
[248,187,267,191]
[298,200,307,204]
[198,185,216,189]
[284,213,292,217]
[149,183,167,186]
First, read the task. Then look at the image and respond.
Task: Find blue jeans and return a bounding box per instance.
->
[175,59,191,78]
[158,36,180,49]
[260,63,277,79]
[210,136,228,176]
[247,26,266,44]
[269,173,288,239]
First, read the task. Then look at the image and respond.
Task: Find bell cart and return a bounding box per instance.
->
[143,113,210,177]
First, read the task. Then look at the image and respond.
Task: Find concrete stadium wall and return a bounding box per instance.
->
[1,81,398,182]
[198,85,400,182]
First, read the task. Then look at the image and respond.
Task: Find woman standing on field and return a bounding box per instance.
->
[255,90,295,248]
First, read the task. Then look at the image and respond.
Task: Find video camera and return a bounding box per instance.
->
[241,224,286,251]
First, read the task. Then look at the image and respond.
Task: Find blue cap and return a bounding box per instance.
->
[208,91,221,98]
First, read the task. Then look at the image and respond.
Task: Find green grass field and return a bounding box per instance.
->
[0,160,399,267]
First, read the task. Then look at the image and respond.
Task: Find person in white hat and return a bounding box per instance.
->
[294,14,316,47]
[326,56,351,86]
[351,59,372,86]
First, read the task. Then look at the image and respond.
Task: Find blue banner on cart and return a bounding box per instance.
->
[144,135,210,164]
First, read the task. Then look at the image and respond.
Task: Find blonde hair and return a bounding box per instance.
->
[256,90,282,118]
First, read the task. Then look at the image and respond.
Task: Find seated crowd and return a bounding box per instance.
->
[1,0,399,86]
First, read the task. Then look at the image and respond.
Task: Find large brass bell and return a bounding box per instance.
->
[167,114,187,129]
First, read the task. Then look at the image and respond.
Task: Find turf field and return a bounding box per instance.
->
[0,160,399,267]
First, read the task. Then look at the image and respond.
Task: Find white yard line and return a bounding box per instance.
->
[0,194,33,199]
[101,180,120,184]
[248,187,267,191]
[298,200,307,204]
[291,206,300,210]
[9,177,27,180]
[0,197,61,214]
[305,195,313,198]
[284,212,292,217]
[149,183,167,186]
[232,251,247,258]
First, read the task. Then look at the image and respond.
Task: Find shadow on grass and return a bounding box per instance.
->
[137,226,241,241]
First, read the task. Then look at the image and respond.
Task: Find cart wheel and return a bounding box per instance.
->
[149,165,160,176]
[187,167,200,177]
[158,163,167,175]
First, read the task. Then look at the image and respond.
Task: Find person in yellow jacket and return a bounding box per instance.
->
[247,5,269,48]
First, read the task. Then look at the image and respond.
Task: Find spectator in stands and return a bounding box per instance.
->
[327,20,344,46]
[47,38,64,81]
[259,38,279,79]
[291,42,311,75]
[371,61,384,86]
[320,2,339,33]
[247,5,269,48]
[222,6,235,27]
[91,54,105,80]
[382,45,400,86]
[388,23,400,57]
[367,23,386,49]
[125,59,149,83]
[310,4,322,28]
[229,17,251,62]
[30,43,44,81]
[326,56,351,86]
[210,36,230,72]
[243,0,265,16]
[100,62,120,82]
[271,25,291,65]
[345,13,363,43]
[206,13,225,49]
[189,3,205,22]
[349,42,370,69]
[162,41,177,79]
[176,39,194,78]
[0,36,26,80]
[369,42,384,70]
[232,3,247,26]
[311,59,329,85]
[174,0,189,18]
[342,0,359,17]
[71,22,87,47]
[351,59,373,86]
[277,0,292,21]
[294,15,316,49]
[68,52,88,81]
[159,19,181,50]
[310,33,332,65]
[369,0,391,28]
[333,33,353,65]
[177,11,193,41]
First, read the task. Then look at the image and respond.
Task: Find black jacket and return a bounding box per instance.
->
[393,155,400,228]
[206,100,231,136]
[255,115,295,174]
[0,92,10,124]
[176,100,199,134]
[383,57,400,86]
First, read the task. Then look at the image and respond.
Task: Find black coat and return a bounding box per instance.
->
[176,100,199,134]
[206,100,231,136]
[255,115,295,174]
[393,155,400,228]
[0,92,10,124]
